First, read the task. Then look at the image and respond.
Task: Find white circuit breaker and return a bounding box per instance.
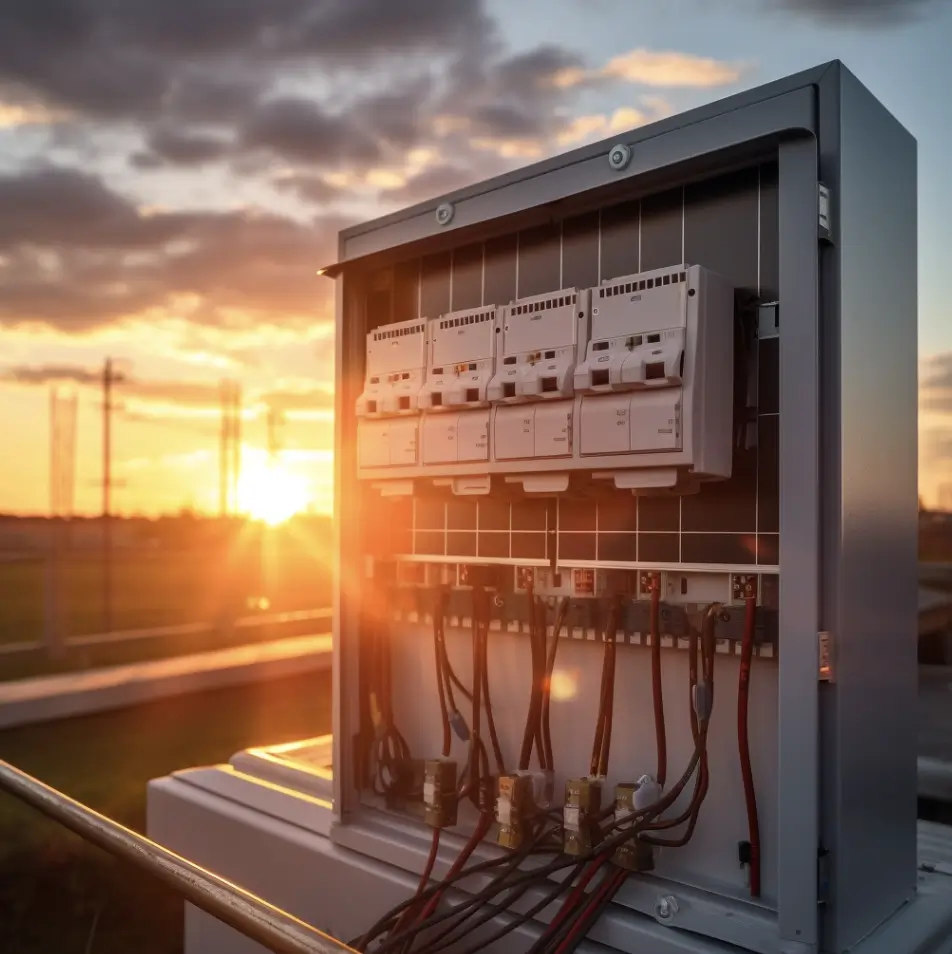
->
[488,288,590,464]
[418,306,496,466]
[355,269,733,492]
[355,317,427,470]
[574,264,735,490]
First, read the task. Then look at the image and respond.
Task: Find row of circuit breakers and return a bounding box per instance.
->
[356,264,736,494]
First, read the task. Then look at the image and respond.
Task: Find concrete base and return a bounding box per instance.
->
[148,739,952,954]
[0,634,331,730]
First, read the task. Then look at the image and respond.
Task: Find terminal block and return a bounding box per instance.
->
[626,599,690,639]
[458,563,507,590]
[563,777,602,856]
[496,774,534,849]
[423,760,458,829]
[612,782,655,872]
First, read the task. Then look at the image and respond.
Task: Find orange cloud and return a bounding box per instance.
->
[601,49,747,87]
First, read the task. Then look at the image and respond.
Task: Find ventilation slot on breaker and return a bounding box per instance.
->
[577,264,735,493]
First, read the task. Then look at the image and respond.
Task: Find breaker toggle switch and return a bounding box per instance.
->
[622,333,684,388]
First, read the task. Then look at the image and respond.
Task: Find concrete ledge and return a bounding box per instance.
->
[921,757,952,803]
[0,634,332,731]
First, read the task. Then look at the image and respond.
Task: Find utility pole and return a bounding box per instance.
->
[232,382,242,512]
[220,380,231,517]
[219,381,243,516]
[266,406,285,463]
[102,359,117,635]
[48,387,78,659]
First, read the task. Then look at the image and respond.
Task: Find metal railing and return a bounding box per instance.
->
[0,759,356,954]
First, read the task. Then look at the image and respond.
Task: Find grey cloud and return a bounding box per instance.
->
[2,364,102,387]
[285,0,494,60]
[494,45,585,91]
[2,362,234,410]
[0,165,347,330]
[241,98,382,165]
[258,388,334,412]
[382,164,480,204]
[922,352,952,413]
[0,167,190,250]
[143,128,233,166]
[773,0,949,25]
[0,0,493,123]
[439,44,588,142]
[274,175,341,204]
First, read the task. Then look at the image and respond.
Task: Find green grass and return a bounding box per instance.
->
[0,533,332,680]
[0,670,332,954]
[0,546,330,647]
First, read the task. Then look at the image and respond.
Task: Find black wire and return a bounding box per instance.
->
[518,590,540,770]
[370,730,711,951]
[433,591,451,757]
[478,596,506,775]
[539,869,625,954]
[352,852,519,949]
[369,829,564,954]
[441,861,587,954]
[421,854,576,953]
[540,597,569,774]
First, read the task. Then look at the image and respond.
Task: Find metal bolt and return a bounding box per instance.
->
[655,895,679,921]
[492,594,505,609]
[435,202,454,226]
[608,142,632,172]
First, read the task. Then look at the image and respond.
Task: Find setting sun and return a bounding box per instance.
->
[238,460,311,525]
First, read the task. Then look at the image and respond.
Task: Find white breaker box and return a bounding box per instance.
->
[356,265,735,494]
[356,317,427,469]
[418,304,497,467]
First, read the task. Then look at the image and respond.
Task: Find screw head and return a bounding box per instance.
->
[655,895,679,921]
[608,142,632,172]
[435,202,454,226]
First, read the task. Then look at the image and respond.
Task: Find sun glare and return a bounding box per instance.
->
[238,461,311,525]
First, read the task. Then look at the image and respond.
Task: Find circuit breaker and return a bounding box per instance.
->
[355,317,426,470]
[488,288,589,469]
[574,264,735,491]
[419,306,496,467]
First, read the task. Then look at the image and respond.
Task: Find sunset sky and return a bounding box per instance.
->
[1,0,950,517]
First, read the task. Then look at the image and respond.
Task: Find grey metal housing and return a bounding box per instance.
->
[328,61,918,954]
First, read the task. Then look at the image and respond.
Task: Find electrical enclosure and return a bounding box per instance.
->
[326,62,919,954]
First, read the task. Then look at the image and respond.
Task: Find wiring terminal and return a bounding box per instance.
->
[423,759,458,828]
[563,777,602,856]
[612,782,655,871]
[496,773,533,849]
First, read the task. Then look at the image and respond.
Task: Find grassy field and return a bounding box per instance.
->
[0,524,332,680]
[0,669,332,954]
[0,543,330,647]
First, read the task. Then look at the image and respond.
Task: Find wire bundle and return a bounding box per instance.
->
[358,595,740,953]
[367,610,412,798]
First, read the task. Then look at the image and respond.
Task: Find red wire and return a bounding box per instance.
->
[415,813,492,925]
[738,595,761,898]
[649,578,667,787]
[391,827,441,938]
[554,868,626,954]
[541,852,611,943]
